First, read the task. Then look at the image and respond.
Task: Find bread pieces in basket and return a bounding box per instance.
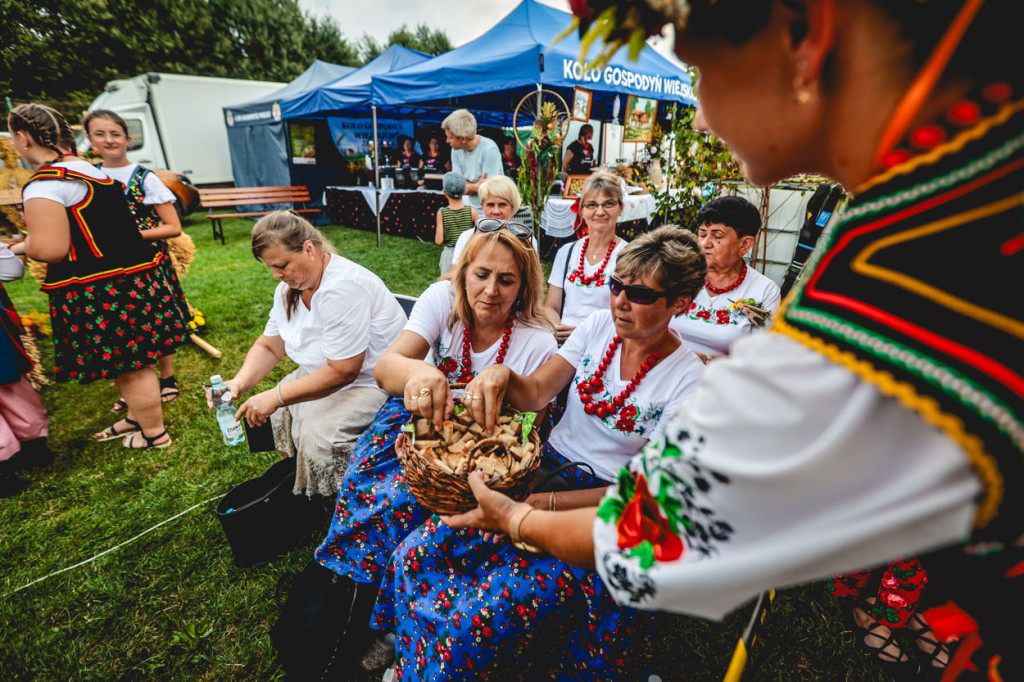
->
[397,406,542,515]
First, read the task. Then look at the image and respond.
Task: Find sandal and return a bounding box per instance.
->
[852,605,921,679]
[94,418,141,442]
[159,376,180,404]
[908,613,951,671]
[123,430,172,450]
[110,398,128,413]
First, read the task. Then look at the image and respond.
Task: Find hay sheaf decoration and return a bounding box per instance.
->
[166,232,195,277]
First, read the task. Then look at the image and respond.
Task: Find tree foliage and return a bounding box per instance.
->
[358,23,453,62]
[0,0,360,125]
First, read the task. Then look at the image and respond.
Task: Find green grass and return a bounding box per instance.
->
[0,217,895,681]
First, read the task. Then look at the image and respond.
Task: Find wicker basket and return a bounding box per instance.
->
[397,409,542,516]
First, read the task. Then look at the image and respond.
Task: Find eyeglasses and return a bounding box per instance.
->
[476,218,532,241]
[608,275,670,305]
[581,201,620,211]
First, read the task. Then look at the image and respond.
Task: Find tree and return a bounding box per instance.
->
[358,23,452,63]
[0,0,360,127]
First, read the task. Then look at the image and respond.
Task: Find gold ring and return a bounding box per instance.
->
[419,387,431,397]
[472,395,482,401]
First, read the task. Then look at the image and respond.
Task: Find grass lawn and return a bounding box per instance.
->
[0,216,895,681]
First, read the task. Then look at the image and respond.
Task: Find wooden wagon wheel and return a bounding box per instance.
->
[512,89,571,149]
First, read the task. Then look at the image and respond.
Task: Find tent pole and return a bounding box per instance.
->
[373,105,381,247]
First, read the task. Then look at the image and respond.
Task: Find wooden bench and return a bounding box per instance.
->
[197,186,321,245]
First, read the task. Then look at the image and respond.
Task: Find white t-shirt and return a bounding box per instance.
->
[449,227,539,270]
[21,160,109,206]
[593,332,978,620]
[405,280,556,383]
[450,136,503,208]
[670,264,781,356]
[549,309,705,481]
[547,237,628,327]
[263,254,407,388]
[100,163,176,205]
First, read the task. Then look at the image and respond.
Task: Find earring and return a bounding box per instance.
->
[793,59,815,104]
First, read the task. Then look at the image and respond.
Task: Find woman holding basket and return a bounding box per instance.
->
[304,223,555,676]
[373,226,707,680]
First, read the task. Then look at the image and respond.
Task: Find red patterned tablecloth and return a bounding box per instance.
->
[325,187,446,240]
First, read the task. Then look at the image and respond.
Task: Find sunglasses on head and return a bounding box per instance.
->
[608,275,670,305]
[476,218,532,241]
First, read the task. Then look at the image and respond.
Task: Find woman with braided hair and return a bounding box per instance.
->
[8,103,187,449]
[443,1,1024,679]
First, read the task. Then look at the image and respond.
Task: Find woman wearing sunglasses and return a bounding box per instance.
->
[446,175,538,274]
[544,172,628,345]
[371,226,706,680]
[305,226,555,675]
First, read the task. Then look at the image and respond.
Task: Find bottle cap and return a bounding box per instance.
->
[210,374,223,384]
[221,393,233,404]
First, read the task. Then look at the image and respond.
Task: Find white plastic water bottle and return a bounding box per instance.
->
[216,393,245,446]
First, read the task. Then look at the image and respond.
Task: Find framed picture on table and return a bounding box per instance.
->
[623,95,658,143]
[562,174,590,199]
[572,86,592,122]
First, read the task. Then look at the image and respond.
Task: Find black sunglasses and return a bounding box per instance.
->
[608,275,670,305]
[476,218,532,241]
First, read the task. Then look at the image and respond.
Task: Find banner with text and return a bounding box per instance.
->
[328,117,415,159]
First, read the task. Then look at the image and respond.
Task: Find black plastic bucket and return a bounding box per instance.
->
[215,458,322,568]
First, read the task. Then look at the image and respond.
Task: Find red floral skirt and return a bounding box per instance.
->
[47,265,188,384]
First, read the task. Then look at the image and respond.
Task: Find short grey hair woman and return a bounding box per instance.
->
[544,171,628,344]
[213,211,409,496]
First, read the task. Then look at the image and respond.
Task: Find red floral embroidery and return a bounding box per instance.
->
[616,474,683,563]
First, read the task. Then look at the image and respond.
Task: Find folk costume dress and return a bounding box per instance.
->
[314,280,556,585]
[0,247,48,463]
[669,262,780,356]
[374,309,705,681]
[548,237,627,327]
[592,85,1024,678]
[21,161,187,383]
[100,163,189,325]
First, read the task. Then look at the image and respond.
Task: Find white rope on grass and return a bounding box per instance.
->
[4,494,223,597]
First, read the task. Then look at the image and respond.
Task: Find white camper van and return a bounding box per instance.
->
[79,73,284,187]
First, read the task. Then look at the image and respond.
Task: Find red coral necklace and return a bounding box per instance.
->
[459,315,514,382]
[567,237,617,286]
[577,335,662,419]
[705,262,747,295]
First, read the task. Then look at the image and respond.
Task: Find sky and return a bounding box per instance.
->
[296,0,686,67]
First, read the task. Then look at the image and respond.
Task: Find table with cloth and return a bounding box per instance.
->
[324,187,447,239]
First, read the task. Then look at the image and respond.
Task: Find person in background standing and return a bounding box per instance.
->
[434,172,478,276]
[562,124,595,175]
[84,109,189,411]
[501,134,521,178]
[443,110,503,209]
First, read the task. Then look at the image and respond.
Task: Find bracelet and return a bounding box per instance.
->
[548,490,557,511]
[276,384,286,407]
[508,504,534,546]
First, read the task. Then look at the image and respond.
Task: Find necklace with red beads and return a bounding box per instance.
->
[459,315,515,382]
[567,237,617,287]
[705,262,747,295]
[576,335,662,419]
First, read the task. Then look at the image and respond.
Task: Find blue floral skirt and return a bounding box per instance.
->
[314,396,429,585]
[372,443,654,681]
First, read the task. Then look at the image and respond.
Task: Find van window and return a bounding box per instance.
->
[125,119,144,151]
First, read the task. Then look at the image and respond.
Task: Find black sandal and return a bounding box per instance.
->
[123,429,172,450]
[852,606,922,679]
[110,398,128,413]
[908,613,951,672]
[159,376,180,403]
[94,417,141,442]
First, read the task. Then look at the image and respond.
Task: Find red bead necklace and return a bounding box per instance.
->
[577,335,662,419]
[459,315,515,382]
[705,262,747,295]
[567,237,617,287]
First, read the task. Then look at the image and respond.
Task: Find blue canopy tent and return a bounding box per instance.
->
[223,60,356,197]
[370,0,696,124]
